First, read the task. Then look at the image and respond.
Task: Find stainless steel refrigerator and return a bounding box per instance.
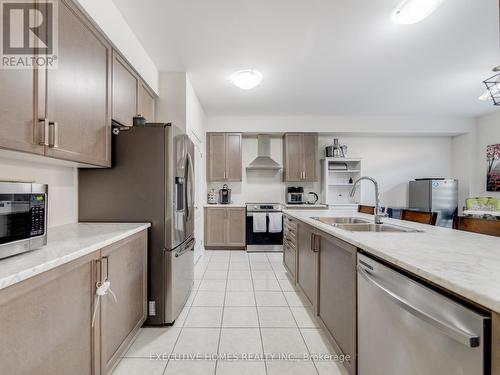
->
[79,123,195,325]
[409,179,458,228]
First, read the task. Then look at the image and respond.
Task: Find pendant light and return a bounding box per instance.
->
[481,66,500,104]
[480,1,500,105]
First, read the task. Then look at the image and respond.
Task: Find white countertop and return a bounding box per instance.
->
[204,203,246,208]
[283,208,500,314]
[0,222,150,291]
[284,203,328,209]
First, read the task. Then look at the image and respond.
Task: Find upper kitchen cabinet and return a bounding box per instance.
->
[138,81,156,122]
[41,0,112,167]
[0,69,44,155]
[112,52,139,127]
[206,132,242,181]
[283,133,319,182]
[0,0,112,166]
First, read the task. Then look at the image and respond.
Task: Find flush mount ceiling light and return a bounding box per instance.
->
[230,69,263,90]
[392,0,445,24]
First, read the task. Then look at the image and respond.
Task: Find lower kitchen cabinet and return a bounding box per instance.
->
[0,250,100,375]
[297,222,319,308]
[317,233,357,375]
[100,231,148,374]
[283,215,298,281]
[0,229,148,375]
[205,207,246,249]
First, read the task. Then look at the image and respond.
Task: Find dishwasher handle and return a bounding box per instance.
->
[357,265,480,348]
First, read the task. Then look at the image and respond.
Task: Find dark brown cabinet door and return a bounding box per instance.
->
[302,133,319,181]
[207,133,227,181]
[43,0,111,167]
[225,133,242,181]
[297,223,318,307]
[101,231,147,374]
[138,81,155,122]
[283,133,303,181]
[113,53,139,127]
[0,69,44,154]
[318,234,357,375]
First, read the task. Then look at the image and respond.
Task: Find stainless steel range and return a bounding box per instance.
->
[246,203,283,253]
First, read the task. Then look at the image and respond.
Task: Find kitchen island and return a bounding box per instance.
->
[282,208,500,375]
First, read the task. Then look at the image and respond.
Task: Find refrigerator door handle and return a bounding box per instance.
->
[184,152,194,221]
[357,265,480,348]
[175,238,195,258]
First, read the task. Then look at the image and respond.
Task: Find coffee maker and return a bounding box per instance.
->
[287,187,304,204]
[219,184,231,204]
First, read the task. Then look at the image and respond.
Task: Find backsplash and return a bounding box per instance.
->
[207,135,321,204]
[0,156,78,227]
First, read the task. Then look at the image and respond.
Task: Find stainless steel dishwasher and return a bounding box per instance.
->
[357,253,490,375]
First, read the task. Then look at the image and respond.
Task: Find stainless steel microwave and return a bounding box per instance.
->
[0,182,48,259]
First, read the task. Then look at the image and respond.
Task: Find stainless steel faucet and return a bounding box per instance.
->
[350,176,384,224]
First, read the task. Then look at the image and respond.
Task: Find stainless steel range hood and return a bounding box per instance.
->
[246,134,282,170]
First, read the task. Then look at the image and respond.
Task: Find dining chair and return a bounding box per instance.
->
[453,216,500,237]
[401,209,438,226]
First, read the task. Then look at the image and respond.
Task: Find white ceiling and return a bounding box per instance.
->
[112,0,499,118]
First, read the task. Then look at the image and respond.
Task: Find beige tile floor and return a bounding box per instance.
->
[112,250,348,375]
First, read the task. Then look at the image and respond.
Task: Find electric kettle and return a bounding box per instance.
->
[307,192,319,205]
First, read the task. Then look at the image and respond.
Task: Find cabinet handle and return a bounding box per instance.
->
[48,121,58,148]
[310,233,320,252]
[315,235,320,252]
[38,118,49,146]
[102,256,109,281]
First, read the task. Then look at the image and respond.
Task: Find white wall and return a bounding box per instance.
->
[75,0,159,93]
[318,136,453,207]
[207,115,474,136]
[207,133,452,208]
[186,75,206,144]
[472,111,500,198]
[156,73,187,129]
[186,77,207,262]
[206,115,460,207]
[451,131,477,211]
[0,157,78,227]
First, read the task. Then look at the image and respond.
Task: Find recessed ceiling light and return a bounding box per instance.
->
[392,0,445,25]
[230,69,263,90]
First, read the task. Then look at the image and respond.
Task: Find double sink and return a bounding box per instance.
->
[312,217,423,233]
